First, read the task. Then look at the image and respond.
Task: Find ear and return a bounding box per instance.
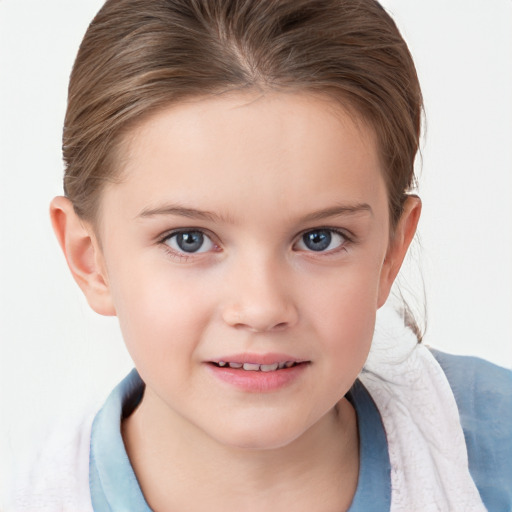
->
[50,196,116,316]
[377,196,422,308]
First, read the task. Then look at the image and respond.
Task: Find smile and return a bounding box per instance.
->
[207,357,310,392]
[213,361,299,371]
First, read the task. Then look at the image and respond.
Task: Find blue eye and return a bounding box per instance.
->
[164,230,214,254]
[297,229,346,252]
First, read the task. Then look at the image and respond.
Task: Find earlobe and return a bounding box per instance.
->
[50,196,116,316]
[377,196,422,308]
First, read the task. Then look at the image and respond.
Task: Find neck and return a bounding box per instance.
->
[122,391,359,512]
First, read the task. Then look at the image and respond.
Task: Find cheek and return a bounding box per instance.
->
[107,260,213,365]
[319,292,376,361]
[304,261,383,360]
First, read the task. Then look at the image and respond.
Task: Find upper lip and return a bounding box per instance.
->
[208,353,308,365]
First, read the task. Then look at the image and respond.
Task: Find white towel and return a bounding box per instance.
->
[360,306,487,512]
[5,409,95,512]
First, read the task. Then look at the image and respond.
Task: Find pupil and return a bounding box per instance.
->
[303,230,331,251]
[177,231,204,252]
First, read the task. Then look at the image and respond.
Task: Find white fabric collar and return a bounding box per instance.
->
[360,305,486,511]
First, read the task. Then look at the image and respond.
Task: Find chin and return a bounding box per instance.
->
[220,433,298,452]
[212,415,312,452]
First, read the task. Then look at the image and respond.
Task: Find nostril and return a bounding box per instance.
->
[221,299,299,332]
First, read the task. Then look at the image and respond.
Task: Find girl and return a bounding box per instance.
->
[6,0,512,510]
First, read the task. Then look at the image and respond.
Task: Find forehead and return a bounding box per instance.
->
[105,91,387,224]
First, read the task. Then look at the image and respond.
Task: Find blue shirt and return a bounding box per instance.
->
[89,351,512,511]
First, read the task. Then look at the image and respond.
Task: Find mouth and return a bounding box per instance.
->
[210,361,304,371]
[206,355,309,392]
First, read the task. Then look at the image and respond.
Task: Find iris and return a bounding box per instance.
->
[302,230,332,251]
[175,231,204,252]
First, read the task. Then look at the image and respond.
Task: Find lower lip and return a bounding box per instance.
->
[206,363,309,392]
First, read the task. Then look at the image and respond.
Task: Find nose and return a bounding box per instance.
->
[221,256,299,333]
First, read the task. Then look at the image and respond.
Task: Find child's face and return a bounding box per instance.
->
[89,92,404,449]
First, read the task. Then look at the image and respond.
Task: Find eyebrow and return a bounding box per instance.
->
[137,205,228,223]
[300,203,373,222]
[137,202,373,223]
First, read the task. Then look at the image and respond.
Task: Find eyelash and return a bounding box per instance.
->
[158,227,354,261]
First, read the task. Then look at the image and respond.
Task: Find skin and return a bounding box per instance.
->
[51,91,420,511]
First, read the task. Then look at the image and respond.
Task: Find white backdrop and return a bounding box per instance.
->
[1,0,511,495]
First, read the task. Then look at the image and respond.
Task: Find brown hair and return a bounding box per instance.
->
[63,0,422,228]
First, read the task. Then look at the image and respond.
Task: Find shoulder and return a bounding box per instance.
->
[431,349,512,426]
[5,408,96,512]
[431,349,512,511]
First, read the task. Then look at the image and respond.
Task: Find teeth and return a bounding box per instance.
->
[218,361,298,371]
[243,363,261,371]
